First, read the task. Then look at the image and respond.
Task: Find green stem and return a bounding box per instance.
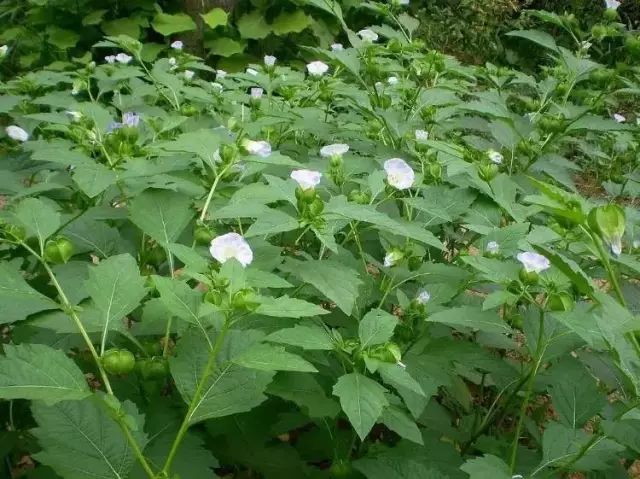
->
[199,165,231,223]
[162,318,232,475]
[118,415,157,479]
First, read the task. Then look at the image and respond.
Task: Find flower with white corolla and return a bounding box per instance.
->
[242,139,272,158]
[394,0,410,4]
[171,40,183,50]
[115,53,132,64]
[184,70,195,81]
[216,69,227,79]
[610,237,623,256]
[331,43,344,51]
[307,61,329,77]
[320,143,349,158]
[486,241,500,255]
[388,76,399,85]
[291,170,322,191]
[105,55,116,64]
[211,82,223,92]
[488,150,503,164]
[606,0,620,9]
[415,129,429,142]
[168,57,177,67]
[0,45,8,58]
[264,55,276,67]
[122,112,140,127]
[580,41,592,51]
[65,111,82,122]
[384,158,415,190]
[613,113,625,123]
[517,252,550,273]
[357,29,379,43]
[209,232,253,267]
[250,87,263,99]
[5,125,29,142]
[246,68,258,76]
[384,249,404,267]
[416,290,431,305]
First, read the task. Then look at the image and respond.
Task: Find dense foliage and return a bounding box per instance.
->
[2,1,640,479]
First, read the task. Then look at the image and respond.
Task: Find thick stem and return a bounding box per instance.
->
[162,318,232,474]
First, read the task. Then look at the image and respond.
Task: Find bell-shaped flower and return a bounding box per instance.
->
[320,143,349,158]
[5,125,29,142]
[307,61,329,77]
[517,252,550,273]
[242,139,272,158]
[384,158,415,190]
[209,233,253,267]
[291,169,322,190]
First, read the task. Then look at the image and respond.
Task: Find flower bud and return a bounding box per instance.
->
[220,143,238,164]
[478,163,499,182]
[588,204,625,256]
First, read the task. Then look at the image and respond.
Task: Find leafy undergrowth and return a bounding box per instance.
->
[1,4,640,479]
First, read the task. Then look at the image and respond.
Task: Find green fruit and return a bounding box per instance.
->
[4,224,26,241]
[478,163,499,182]
[43,237,74,264]
[220,143,238,164]
[519,269,539,285]
[295,187,317,203]
[232,288,259,311]
[147,246,167,266]
[348,190,370,205]
[139,357,168,380]
[330,460,354,478]
[204,290,223,306]
[428,162,443,181]
[547,292,574,312]
[102,349,136,375]
[194,225,214,245]
[604,8,619,22]
[307,198,325,217]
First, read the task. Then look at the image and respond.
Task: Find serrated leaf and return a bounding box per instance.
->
[85,254,146,353]
[129,189,193,246]
[256,296,328,318]
[233,343,317,372]
[0,263,57,324]
[380,406,423,445]
[377,363,425,397]
[152,12,197,36]
[267,372,340,418]
[266,324,334,350]
[14,197,60,251]
[460,454,511,479]
[0,344,90,404]
[201,8,228,29]
[359,309,398,348]
[73,163,118,198]
[205,37,245,57]
[32,398,147,479]
[534,244,594,296]
[237,11,271,40]
[333,373,388,440]
[427,306,511,334]
[272,11,312,35]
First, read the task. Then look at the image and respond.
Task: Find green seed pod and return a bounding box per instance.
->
[43,237,74,264]
[547,292,575,312]
[102,349,136,375]
[588,204,626,255]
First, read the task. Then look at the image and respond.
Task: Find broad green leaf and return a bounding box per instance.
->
[266,324,334,350]
[534,244,594,296]
[201,8,228,29]
[427,306,511,334]
[272,11,312,35]
[82,9,107,25]
[233,343,317,372]
[129,189,193,246]
[0,344,89,404]
[359,309,398,348]
[506,29,558,51]
[170,330,274,424]
[101,18,141,38]
[461,454,512,479]
[237,11,271,39]
[256,296,328,318]
[72,163,118,198]
[46,27,80,49]
[245,209,299,237]
[85,254,146,353]
[0,263,57,324]
[280,258,362,314]
[355,459,446,479]
[267,372,340,418]
[380,406,423,445]
[377,363,425,397]
[152,13,197,36]
[205,37,245,57]
[333,373,388,440]
[32,398,147,479]
[14,197,60,251]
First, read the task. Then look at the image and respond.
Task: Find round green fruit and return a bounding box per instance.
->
[329,460,354,478]
[102,349,136,375]
[194,225,214,246]
[43,238,74,264]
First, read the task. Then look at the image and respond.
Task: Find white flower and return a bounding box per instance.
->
[375,81,384,90]
[606,0,620,9]
[115,53,132,64]
[122,112,140,127]
[184,70,195,81]
[5,125,29,142]
[331,43,344,52]
[246,68,258,76]
[395,0,410,4]
[250,87,263,99]
[65,110,82,121]
[242,139,272,158]
[171,40,183,50]
[384,250,403,267]
[290,169,322,190]
[610,236,622,256]
[307,61,329,77]
[384,158,415,190]
[168,57,177,67]
[415,129,429,141]
[320,143,349,158]
[264,55,276,67]
[105,55,116,64]
[211,82,223,91]
[209,233,253,267]
[216,69,227,79]
[488,150,503,164]
[388,76,399,85]
[517,252,550,273]
[71,86,80,96]
[613,113,626,123]
[0,45,8,57]
[416,290,431,304]
[580,41,592,50]
[357,29,379,43]
[487,241,500,254]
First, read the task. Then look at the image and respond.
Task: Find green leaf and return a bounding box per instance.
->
[32,398,147,479]
[533,244,594,296]
[245,209,299,237]
[170,330,274,424]
[256,296,328,318]
[359,309,398,348]
[0,263,57,324]
[152,12,197,36]
[272,11,312,35]
[0,344,90,404]
[237,11,271,40]
[427,306,511,334]
[233,343,317,372]
[506,29,558,51]
[14,197,60,251]
[267,372,340,418]
[73,163,118,198]
[46,27,80,50]
[82,9,107,26]
[85,254,146,353]
[129,189,193,246]
[377,363,425,397]
[460,454,512,479]
[201,8,228,29]
[266,324,334,350]
[101,18,141,38]
[280,258,362,314]
[380,405,423,445]
[205,37,245,57]
[333,373,388,440]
